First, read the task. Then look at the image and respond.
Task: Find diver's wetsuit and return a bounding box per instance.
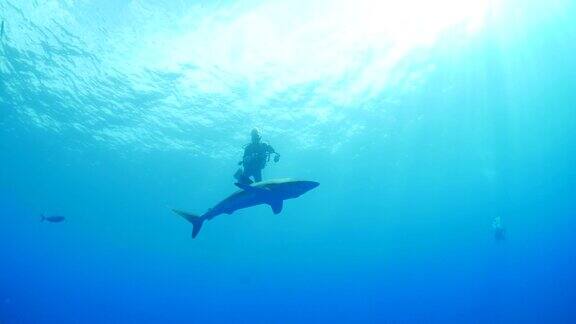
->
[237,142,276,184]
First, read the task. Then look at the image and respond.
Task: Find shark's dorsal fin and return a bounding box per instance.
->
[269,200,283,214]
[235,182,269,194]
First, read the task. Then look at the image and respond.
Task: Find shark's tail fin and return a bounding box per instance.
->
[40,214,45,222]
[172,209,204,239]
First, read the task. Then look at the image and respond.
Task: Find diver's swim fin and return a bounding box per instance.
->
[173,209,204,238]
[235,182,270,195]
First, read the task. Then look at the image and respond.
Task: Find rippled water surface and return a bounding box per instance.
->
[1,0,575,322]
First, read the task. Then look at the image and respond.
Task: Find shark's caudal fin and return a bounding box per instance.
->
[40,214,45,222]
[173,209,204,239]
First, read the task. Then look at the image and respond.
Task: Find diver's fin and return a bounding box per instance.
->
[234,182,252,191]
[172,209,204,239]
[235,182,269,194]
[269,200,283,214]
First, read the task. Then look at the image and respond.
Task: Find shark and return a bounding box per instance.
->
[173,178,320,238]
[41,214,65,223]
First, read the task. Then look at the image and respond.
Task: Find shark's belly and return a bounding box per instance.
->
[214,194,265,216]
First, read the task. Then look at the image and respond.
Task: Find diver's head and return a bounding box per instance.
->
[251,128,261,143]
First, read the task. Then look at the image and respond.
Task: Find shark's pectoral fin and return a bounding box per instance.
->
[269,200,283,214]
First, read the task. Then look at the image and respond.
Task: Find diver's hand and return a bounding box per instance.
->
[274,154,280,163]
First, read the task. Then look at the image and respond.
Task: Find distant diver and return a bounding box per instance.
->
[0,20,4,39]
[234,128,280,185]
[41,214,66,223]
[492,216,506,241]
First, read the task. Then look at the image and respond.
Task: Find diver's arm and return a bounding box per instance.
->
[267,144,280,162]
[267,144,276,154]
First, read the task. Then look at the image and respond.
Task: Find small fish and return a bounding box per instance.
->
[41,215,66,223]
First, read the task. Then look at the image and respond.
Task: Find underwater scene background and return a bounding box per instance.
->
[1,0,575,322]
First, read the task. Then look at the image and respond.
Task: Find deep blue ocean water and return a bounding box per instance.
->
[1,0,575,323]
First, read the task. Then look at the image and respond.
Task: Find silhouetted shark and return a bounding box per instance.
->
[173,178,319,238]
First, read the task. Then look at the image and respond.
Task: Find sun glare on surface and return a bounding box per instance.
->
[148,0,494,73]
[125,0,498,117]
[335,0,491,46]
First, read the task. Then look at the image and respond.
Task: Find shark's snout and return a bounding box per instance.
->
[304,181,320,191]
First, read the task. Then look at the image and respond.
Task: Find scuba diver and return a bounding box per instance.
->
[234,128,280,185]
[492,216,506,241]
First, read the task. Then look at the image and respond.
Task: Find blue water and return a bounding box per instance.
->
[1,0,575,322]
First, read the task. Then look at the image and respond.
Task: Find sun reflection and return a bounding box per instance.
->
[150,0,495,74]
[338,0,492,45]
[110,0,499,150]
[131,0,494,116]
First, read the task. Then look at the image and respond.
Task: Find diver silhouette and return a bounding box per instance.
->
[234,128,280,185]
